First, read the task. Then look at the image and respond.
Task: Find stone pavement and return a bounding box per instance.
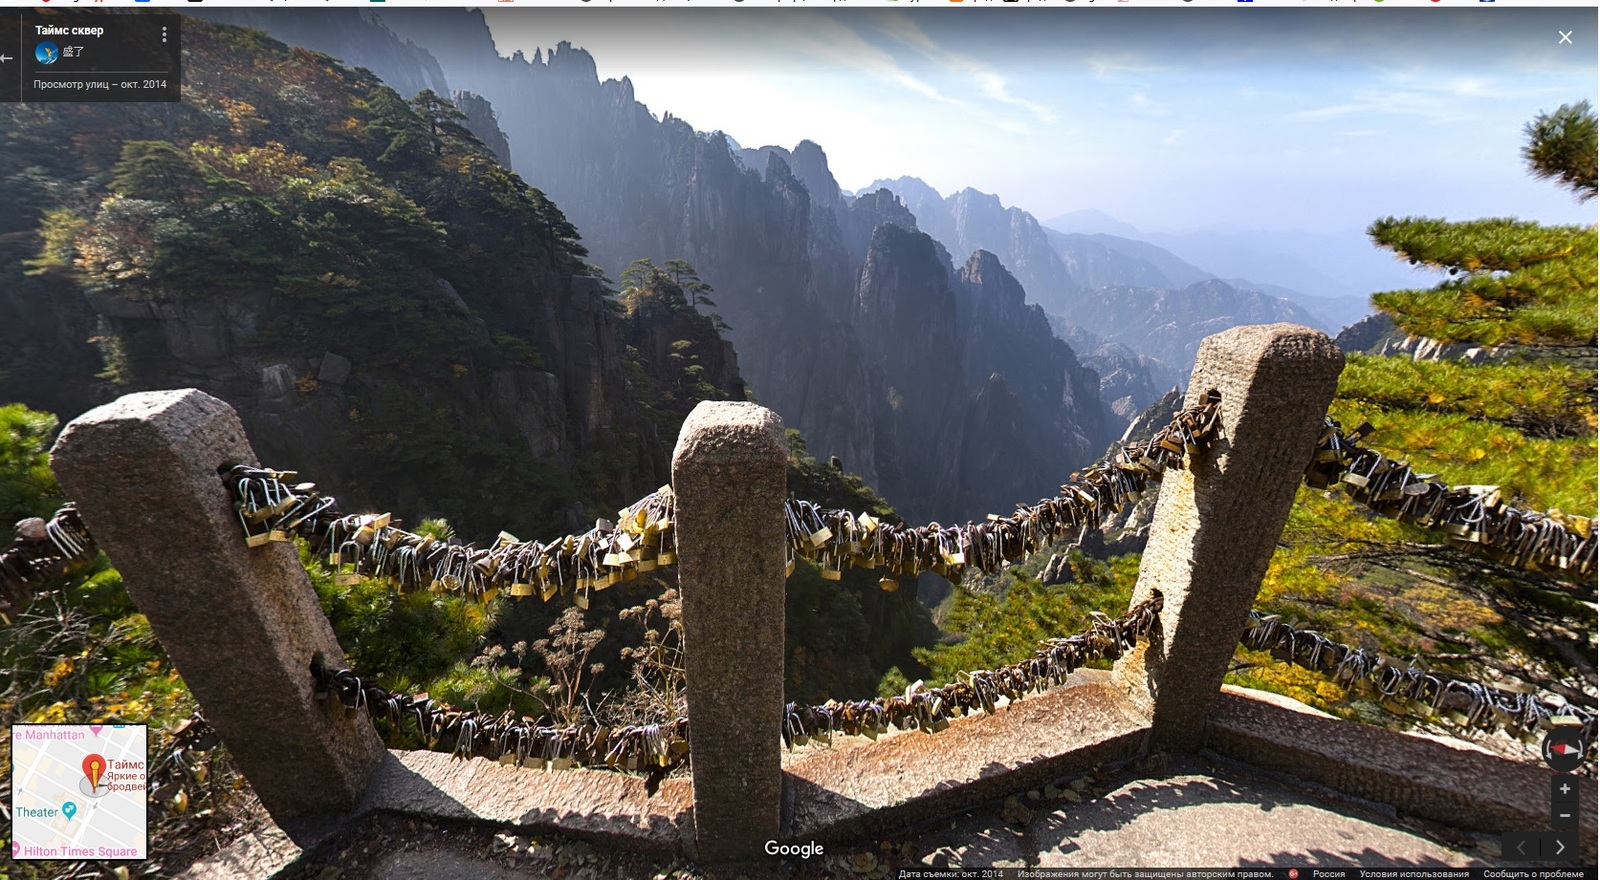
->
[912,753,1498,870]
[186,751,1513,879]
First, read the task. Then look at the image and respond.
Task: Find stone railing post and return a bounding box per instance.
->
[50,390,385,821]
[672,401,788,863]
[1113,324,1343,753]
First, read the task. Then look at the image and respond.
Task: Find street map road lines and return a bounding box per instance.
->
[12,723,148,861]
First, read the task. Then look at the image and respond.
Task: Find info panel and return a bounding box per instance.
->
[3,11,181,104]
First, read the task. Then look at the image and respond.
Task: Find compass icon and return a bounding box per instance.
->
[35,42,59,65]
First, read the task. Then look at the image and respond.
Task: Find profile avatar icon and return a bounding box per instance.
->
[36,42,59,65]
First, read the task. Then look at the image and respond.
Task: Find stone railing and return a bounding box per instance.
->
[48,324,1594,866]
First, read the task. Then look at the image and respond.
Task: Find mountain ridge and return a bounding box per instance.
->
[356,10,1118,523]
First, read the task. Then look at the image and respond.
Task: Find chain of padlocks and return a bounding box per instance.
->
[310,594,1165,774]
[1305,417,1596,580]
[206,391,1224,607]
[0,503,95,620]
[1242,611,1596,747]
[780,594,1163,747]
[323,592,1593,771]
[147,713,216,814]
[317,661,691,778]
[5,395,1596,772]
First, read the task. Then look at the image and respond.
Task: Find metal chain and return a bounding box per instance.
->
[313,662,691,774]
[782,393,1223,587]
[223,391,1224,602]
[1242,610,1596,752]
[782,594,1164,746]
[1305,417,1597,580]
[223,469,677,608]
[0,504,97,620]
[308,595,1162,772]
[147,712,217,807]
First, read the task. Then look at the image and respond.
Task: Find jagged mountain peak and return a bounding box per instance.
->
[734,142,843,209]
[950,186,1006,213]
[788,140,842,205]
[957,250,1035,331]
[867,218,942,264]
[547,40,598,79]
[870,179,1077,315]
[963,248,1007,277]
[866,175,944,204]
[764,150,796,185]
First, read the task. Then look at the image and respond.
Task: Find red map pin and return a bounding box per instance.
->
[83,753,106,789]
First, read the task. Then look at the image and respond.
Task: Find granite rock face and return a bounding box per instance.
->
[369,12,1119,522]
[452,90,513,167]
[1052,319,1176,424]
[1059,279,1324,370]
[871,177,1079,317]
[1335,312,1501,363]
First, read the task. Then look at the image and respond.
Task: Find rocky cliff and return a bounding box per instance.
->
[452,91,512,168]
[0,19,741,541]
[870,177,1079,317]
[1050,320,1175,422]
[1058,279,1323,370]
[193,8,449,101]
[355,10,1118,523]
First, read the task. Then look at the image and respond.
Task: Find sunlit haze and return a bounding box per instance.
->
[481,8,1597,238]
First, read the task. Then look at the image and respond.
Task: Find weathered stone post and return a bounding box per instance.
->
[672,401,788,863]
[1113,324,1343,753]
[51,390,385,821]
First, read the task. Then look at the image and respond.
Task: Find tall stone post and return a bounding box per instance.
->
[51,390,385,821]
[672,401,788,863]
[1113,324,1343,753]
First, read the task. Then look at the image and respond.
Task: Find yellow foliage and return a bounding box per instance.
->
[42,657,74,687]
[27,702,72,723]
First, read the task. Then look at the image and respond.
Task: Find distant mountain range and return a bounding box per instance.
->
[859,177,1342,414]
[863,178,1377,337]
[183,7,1414,520]
[1043,211,1437,333]
[233,7,1115,523]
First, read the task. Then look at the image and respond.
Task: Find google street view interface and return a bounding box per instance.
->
[2,0,1598,877]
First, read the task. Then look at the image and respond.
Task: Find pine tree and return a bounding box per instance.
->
[1522,100,1597,202]
[408,90,486,158]
[1231,103,1598,726]
[1368,102,1597,351]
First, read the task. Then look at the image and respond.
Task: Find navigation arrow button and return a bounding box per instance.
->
[1545,833,1579,861]
[0,55,13,64]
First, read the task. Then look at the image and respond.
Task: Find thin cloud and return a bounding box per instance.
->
[870,12,1057,123]
[1088,55,1166,78]
[771,16,968,110]
[1289,75,1570,124]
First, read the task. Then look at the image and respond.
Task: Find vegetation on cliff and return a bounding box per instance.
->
[919,104,1597,751]
[1222,103,1597,734]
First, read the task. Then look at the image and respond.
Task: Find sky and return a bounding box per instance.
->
[480,9,1598,237]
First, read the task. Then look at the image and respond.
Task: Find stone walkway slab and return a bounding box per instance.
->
[915,753,1497,870]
